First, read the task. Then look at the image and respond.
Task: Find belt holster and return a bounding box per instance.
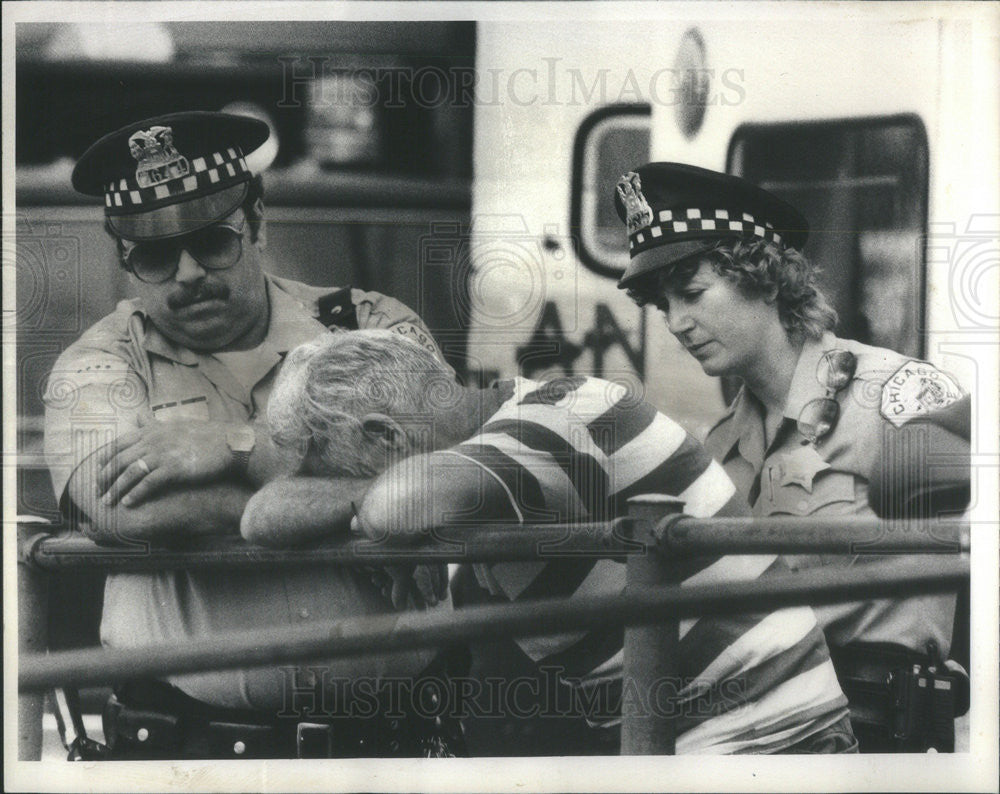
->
[833,640,967,752]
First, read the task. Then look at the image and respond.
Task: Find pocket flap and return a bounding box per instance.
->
[765,469,856,515]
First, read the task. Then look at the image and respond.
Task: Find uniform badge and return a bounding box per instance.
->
[880,360,964,428]
[778,444,831,493]
[616,172,654,233]
[129,125,190,188]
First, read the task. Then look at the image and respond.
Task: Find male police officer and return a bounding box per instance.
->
[43,112,455,758]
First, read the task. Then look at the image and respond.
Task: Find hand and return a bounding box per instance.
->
[96,417,239,507]
[366,564,448,611]
[410,563,449,608]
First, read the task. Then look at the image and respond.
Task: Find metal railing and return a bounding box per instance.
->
[17,496,970,759]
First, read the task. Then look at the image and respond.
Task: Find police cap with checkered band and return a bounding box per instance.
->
[72,111,270,241]
[613,162,810,289]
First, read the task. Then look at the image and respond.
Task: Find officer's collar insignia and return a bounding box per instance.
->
[129,126,190,188]
[616,172,654,233]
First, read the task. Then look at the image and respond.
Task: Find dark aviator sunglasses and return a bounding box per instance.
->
[124,216,246,284]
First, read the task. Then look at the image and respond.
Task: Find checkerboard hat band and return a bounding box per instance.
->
[105,147,249,213]
[627,208,782,253]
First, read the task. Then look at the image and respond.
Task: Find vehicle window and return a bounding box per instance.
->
[728,115,929,358]
[571,104,651,279]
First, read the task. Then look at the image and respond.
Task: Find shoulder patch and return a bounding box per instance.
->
[390,322,439,355]
[880,360,964,427]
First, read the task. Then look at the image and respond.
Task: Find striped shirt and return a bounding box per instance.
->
[447,376,848,753]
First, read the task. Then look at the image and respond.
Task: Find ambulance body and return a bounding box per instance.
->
[466,8,998,438]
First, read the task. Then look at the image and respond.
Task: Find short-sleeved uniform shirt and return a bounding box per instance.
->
[446,376,848,754]
[43,274,449,711]
[705,332,964,657]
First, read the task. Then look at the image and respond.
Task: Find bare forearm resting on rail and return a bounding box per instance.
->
[358,454,509,542]
[69,473,252,546]
[241,476,373,547]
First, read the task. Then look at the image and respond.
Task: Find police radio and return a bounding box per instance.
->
[887,640,966,752]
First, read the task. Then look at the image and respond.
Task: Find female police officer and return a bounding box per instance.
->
[614,163,967,752]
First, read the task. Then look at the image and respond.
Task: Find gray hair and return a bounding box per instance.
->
[268,329,456,476]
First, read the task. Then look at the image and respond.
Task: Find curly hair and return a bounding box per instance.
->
[267,330,458,477]
[625,239,837,343]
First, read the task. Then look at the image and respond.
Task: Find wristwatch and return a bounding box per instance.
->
[226,425,256,476]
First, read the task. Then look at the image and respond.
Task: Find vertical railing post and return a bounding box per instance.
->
[18,524,51,760]
[621,495,685,755]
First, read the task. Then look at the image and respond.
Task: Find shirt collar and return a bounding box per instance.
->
[783,331,841,421]
[713,331,838,461]
[732,385,768,466]
[262,276,329,354]
[705,384,764,465]
[707,331,844,465]
[140,314,199,365]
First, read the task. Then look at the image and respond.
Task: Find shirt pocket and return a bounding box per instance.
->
[764,470,860,573]
[766,470,857,516]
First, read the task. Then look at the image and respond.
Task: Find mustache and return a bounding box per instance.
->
[167,281,230,310]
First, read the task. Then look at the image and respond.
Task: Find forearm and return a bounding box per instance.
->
[241,476,372,547]
[76,480,252,546]
[359,454,508,543]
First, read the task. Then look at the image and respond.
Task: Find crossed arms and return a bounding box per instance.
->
[64,415,362,547]
[63,415,472,552]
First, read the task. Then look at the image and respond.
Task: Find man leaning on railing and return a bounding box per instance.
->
[248,328,859,754]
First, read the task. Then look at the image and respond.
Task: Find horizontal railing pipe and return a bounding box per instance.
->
[658,516,969,556]
[19,517,968,572]
[20,556,968,692]
[20,521,639,571]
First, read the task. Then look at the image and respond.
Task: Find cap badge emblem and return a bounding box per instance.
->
[616,172,654,233]
[129,126,190,188]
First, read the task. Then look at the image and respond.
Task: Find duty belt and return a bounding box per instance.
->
[102,679,465,760]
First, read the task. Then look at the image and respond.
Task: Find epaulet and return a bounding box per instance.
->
[317,287,359,330]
